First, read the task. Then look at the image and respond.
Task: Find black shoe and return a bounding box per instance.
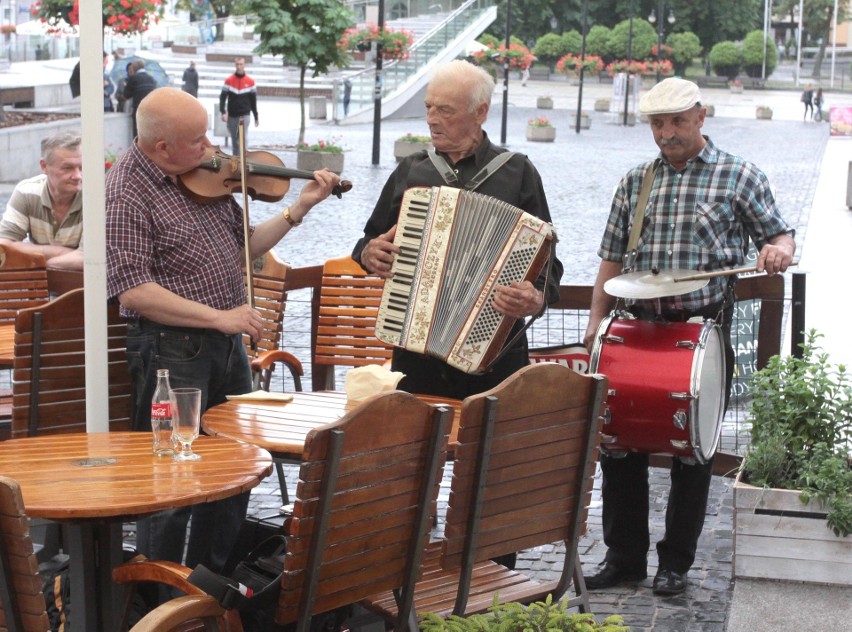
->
[652,568,687,595]
[583,563,647,590]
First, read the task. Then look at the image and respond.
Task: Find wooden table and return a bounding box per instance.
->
[0,431,273,631]
[202,391,462,461]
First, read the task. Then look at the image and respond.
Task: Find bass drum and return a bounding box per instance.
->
[589,312,725,463]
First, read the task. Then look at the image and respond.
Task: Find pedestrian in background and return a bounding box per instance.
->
[801,84,814,121]
[124,60,158,138]
[103,52,115,112]
[219,57,258,150]
[182,61,199,97]
[813,87,824,122]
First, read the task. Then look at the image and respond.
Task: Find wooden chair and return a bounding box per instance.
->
[361,362,608,621]
[0,475,51,632]
[114,391,452,632]
[0,243,51,440]
[312,256,393,390]
[244,251,303,392]
[10,288,133,438]
[0,475,232,632]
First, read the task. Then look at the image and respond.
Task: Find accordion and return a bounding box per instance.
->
[375,186,556,374]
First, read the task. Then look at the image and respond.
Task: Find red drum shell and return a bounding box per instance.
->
[589,313,725,463]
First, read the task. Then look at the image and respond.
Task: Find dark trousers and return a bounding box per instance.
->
[126,320,253,578]
[600,305,734,574]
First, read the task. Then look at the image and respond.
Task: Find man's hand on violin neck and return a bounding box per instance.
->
[220,305,263,342]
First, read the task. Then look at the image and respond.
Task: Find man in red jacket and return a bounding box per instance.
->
[219,57,259,151]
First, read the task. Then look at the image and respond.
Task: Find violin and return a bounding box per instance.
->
[177,146,353,204]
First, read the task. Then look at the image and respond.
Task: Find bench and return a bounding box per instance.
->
[0,87,35,108]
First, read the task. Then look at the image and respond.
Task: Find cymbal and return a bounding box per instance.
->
[604,269,710,299]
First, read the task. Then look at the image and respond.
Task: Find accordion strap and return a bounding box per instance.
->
[427,149,517,191]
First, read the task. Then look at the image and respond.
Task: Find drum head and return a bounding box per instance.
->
[691,322,725,462]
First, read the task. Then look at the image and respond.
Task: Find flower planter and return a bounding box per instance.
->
[594,98,610,112]
[536,96,553,109]
[393,140,430,162]
[756,106,773,120]
[733,471,852,586]
[730,84,744,94]
[526,125,555,142]
[704,104,716,117]
[296,150,344,175]
[579,113,591,129]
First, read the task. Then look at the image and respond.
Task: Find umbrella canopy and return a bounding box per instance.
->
[110,55,170,88]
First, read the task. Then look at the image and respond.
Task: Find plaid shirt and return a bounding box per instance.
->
[599,136,792,311]
[105,143,249,320]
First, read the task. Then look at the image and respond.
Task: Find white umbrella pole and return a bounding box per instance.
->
[80,3,110,433]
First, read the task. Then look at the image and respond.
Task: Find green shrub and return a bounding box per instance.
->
[708,40,743,79]
[746,330,852,537]
[420,594,629,632]
[742,30,778,78]
[606,19,656,61]
[561,30,583,56]
[533,32,569,68]
[666,31,702,75]
[585,25,612,61]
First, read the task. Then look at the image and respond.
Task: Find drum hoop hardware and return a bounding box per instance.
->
[672,410,688,430]
[675,340,698,350]
[604,334,625,344]
[669,392,693,401]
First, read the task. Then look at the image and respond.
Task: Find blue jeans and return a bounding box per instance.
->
[127,319,253,575]
[227,114,251,151]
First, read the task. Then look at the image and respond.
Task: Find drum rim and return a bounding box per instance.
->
[688,320,726,463]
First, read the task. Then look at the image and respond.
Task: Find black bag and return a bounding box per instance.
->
[40,554,70,632]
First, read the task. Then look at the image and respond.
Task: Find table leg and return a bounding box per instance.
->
[64,521,124,631]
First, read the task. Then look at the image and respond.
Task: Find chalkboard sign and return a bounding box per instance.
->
[731,249,760,404]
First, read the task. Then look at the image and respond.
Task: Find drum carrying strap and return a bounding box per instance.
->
[427,149,517,191]
[623,160,659,273]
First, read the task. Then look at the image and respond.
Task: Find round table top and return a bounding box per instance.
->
[0,431,273,521]
[202,391,461,460]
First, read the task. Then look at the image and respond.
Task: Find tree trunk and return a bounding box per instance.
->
[298,65,307,147]
[811,24,832,79]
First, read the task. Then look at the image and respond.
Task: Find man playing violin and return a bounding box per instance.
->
[582,78,795,597]
[105,87,340,590]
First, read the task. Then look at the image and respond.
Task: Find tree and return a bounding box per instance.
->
[742,30,778,78]
[666,31,702,75]
[607,18,657,61]
[708,40,743,79]
[248,0,354,145]
[802,0,849,79]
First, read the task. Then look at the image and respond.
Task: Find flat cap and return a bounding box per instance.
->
[639,77,702,115]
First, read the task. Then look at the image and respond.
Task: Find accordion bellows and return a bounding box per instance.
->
[375,186,555,374]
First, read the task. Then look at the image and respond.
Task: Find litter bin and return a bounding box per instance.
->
[309,96,327,120]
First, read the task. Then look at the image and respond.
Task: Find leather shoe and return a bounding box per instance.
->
[583,563,647,590]
[653,568,687,595]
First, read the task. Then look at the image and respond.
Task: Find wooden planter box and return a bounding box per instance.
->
[526,125,555,142]
[296,150,344,175]
[733,472,852,586]
[393,140,430,162]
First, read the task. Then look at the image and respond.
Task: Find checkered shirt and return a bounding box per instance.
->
[105,143,249,319]
[598,137,793,311]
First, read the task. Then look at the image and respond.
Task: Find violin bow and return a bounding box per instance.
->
[237,118,257,353]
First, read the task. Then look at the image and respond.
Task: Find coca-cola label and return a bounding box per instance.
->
[151,403,171,418]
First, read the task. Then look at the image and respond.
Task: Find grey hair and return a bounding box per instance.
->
[40,131,81,162]
[430,60,495,112]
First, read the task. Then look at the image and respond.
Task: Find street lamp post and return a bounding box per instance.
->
[648,0,675,83]
[623,0,634,127]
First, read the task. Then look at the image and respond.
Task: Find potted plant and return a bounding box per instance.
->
[729,79,744,94]
[420,594,628,632]
[536,95,554,109]
[338,24,414,62]
[555,53,604,84]
[755,105,773,120]
[526,117,555,142]
[296,138,344,174]
[393,133,431,161]
[734,330,852,586]
[578,111,592,129]
[594,98,611,112]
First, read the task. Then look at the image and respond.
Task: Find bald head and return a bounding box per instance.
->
[136,88,211,175]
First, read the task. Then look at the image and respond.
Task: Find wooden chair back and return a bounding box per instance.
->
[361,363,607,621]
[277,391,451,632]
[0,475,50,632]
[244,251,303,391]
[10,288,133,438]
[0,244,49,323]
[312,256,393,390]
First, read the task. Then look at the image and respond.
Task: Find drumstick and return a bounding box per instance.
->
[673,266,758,282]
[674,261,798,282]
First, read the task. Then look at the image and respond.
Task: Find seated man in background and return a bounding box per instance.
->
[0,131,84,270]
